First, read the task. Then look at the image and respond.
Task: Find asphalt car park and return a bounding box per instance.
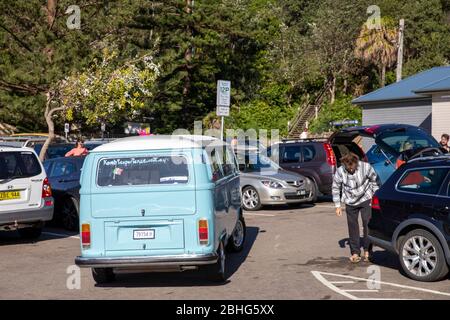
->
[1,198,449,300]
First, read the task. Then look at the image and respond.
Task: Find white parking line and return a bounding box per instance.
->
[312,271,450,300]
[42,231,79,240]
[243,213,276,217]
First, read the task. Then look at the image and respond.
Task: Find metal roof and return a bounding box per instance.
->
[352,66,450,105]
[414,75,450,94]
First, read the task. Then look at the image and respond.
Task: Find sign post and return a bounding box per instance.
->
[216,80,231,141]
[64,123,70,140]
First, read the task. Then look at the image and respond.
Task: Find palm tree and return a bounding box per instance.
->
[355,17,398,87]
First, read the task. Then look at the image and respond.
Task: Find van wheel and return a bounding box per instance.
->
[227,214,246,252]
[92,268,115,284]
[242,186,262,211]
[18,226,42,239]
[61,197,79,232]
[399,229,449,282]
[206,240,226,282]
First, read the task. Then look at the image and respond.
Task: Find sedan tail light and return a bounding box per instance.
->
[371,195,381,210]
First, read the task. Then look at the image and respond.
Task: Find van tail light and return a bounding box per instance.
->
[323,143,337,167]
[81,223,91,248]
[371,195,381,210]
[198,219,209,245]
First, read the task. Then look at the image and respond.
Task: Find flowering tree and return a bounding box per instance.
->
[39,47,160,160]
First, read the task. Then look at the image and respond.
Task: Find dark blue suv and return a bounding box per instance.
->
[369,155,450,282]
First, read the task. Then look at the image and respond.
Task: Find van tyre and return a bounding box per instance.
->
[206,240,226,282]
[227,214,246,253]
[18,226,42,239]
[242,186,262,211]
[399,229,449,282]
[92,268,115,284]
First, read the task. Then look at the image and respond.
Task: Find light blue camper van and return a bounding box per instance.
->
[75,135,245,283]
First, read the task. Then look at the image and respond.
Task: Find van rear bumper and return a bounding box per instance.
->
[75,253,218,268]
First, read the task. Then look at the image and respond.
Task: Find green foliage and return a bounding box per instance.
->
[2,0,450,136]
[59,46,160,125]
[309,96,362,133]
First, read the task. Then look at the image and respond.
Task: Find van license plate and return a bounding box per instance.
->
[0,191,20,201]
[133,229,155,240]
[297,190,306,196]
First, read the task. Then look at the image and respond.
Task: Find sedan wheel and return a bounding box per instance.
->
[399,229,449,282]
[242,186,262,211]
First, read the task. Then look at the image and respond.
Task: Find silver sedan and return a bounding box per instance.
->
[236,151,314,211]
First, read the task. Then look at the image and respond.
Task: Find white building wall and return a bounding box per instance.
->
[431,93,450,141]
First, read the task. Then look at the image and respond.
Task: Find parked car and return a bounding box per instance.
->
[0,146,54,239]
[31,142,75,160]
[366,144,396,184]
[75,135,245,284]
[369,155,450,282]
[235,148,314,210]
[268,139,336,199]
[270,124,444,195]
[84,138,116,151]
[44,156,85,231]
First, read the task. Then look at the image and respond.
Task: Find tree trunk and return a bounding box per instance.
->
[380,64,386,87]
[46,0,57,29]
[329,76,336,104]
[39,91,65,161]
[183,0,193,96]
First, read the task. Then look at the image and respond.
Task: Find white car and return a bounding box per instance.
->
[0,146,54,238]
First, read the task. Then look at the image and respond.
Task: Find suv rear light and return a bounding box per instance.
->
[371,195,381,210]
[42,178,52,205]
[81,223,91,248]
[323,143,337,167]
[198,219,209,245]
[364,125,380,135]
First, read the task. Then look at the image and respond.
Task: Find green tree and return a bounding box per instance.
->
[355,17,398,87]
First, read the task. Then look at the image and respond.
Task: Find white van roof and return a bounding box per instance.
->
[90,135,223,153]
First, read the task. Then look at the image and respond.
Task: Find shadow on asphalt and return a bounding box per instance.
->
[0,227,78,246]
[256,196,333,212]
[95,226,259,288]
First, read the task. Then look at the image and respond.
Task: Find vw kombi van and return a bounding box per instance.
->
[75,135,245,283]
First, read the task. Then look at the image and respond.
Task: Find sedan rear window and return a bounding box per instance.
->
[0,151,42,180]
[97,156,189,187]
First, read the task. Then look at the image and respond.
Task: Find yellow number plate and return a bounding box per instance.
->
[0,191,21,201]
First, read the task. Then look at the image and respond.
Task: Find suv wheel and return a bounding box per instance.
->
[399,229,449,282]
[242,186,262,211]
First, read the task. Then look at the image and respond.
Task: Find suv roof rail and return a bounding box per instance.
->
[407,154,450,163]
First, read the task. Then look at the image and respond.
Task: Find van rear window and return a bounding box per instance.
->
[0,151,42,180]
[96,156,189,187]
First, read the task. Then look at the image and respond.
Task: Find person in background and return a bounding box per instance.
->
[333,153,379,263]
[230,136,238,150]
[299,128,309,139]
[65,139,88,157]
[440,133,449,152]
